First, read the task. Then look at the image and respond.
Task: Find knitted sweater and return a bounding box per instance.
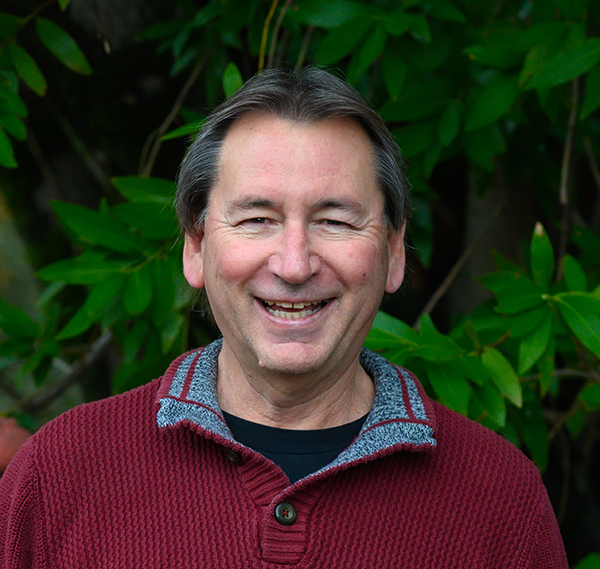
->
[0,341,568,568]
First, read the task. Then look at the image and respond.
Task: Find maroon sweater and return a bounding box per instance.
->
[0,341,568,568]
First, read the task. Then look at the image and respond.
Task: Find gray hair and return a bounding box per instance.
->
[176,66,412,234]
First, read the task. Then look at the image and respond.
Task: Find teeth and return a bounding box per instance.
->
[262,299,325,319]
[268,307,320,319]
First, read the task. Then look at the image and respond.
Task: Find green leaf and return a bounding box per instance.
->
[537,335,556,396]
[481,347,522,407]
[0,13,23,40]
[563,254,587,292]
[428,361,471,414]
[580,65,600,119]
[317,18,373,66]
[222,62,243,98]
[290,0,371,28]
[111,202,178,241]
[551,0,590,22]
[0,298,39,339]
[530,222,554,290]
[0,127,17,168]
[555,292,600,358]
[478,270,531,294]
[161,312,185,352]
[380,79,450,122]
[416,314,463,362]
[52,201,151,255]
[392,118,437,158]
[518,27,569,87]
[495,280,544,314]
[565,406,586,439]
[462,122,506,171]
[35,17,92,75]
[578,383,600,410]
[437,100,462,146]
[365,311,417,350]
[381,8,411,36]
[527,39,600,90]
[464,45,522,69]
[381,50,407,102]
[161,120,204,141]
[37,253,127,284]
[111,176,174,205]
[57,274,125,339]
[465,73,520,132]
[123,265,153,315]
[149,258,177,326]
[347,25,387,84]
[425,0,466,22]
[472,382,506,427]
[407,14,430,42]
[510,305,550,338]
[0,111,25,140]
[8,43,47,96]
[518,312,552,374]
[519,394,548,470]
[58,0,72,9]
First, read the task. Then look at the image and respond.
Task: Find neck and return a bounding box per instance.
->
[215,343,375,430]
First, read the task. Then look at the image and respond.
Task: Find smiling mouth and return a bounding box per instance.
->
[262,299,328,319]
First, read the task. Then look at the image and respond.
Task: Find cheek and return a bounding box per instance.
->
[205,237,267,284]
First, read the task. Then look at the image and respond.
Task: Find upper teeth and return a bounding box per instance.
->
[264,300,311,309]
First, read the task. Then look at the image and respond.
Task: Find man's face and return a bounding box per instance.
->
[183,112,405,379]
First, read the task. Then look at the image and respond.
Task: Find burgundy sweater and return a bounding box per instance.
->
[0,341,568,568]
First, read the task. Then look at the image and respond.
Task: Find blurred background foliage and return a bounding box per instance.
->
[0,0,599,564]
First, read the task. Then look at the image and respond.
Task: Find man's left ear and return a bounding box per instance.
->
[385,223,406,294]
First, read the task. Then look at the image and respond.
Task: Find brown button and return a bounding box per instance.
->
[223,448,242,464]
[275,502,297,525]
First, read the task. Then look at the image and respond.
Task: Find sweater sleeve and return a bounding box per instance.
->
[517,473,569,569]
[0,437,49,569]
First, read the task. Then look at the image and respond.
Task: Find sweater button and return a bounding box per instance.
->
[223,448,242,464]
[275,502,297,525]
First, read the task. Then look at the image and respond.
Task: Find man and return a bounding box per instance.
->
[0,67,567,567]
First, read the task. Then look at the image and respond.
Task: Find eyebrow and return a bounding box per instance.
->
[313,198,366,217]
[226,197,279,215]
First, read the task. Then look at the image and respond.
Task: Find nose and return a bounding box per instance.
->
[267,223,321,284]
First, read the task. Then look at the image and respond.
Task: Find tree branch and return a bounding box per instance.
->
[267,0,293,68]
[5,331,113,415]
[556,79,579,280]
[415,202,503,326]
[139,54,208,177]
[295,26,313,72]
[258,0,280,73]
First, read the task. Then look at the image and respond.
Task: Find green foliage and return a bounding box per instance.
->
[367,222,600,468]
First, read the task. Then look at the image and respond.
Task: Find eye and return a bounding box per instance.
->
[321,218,351,228]
[242,217,269,224]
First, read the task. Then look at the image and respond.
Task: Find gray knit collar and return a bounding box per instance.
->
[156,339,437,471]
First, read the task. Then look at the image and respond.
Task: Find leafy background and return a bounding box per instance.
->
[1,0,600,565]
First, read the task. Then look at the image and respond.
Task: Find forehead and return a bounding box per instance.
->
[212,112,379,206]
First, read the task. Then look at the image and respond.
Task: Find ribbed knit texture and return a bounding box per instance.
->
[0,347,568,568]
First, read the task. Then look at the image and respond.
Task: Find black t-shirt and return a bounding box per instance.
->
[222,410,367,484]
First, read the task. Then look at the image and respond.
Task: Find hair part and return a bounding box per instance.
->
[176,66,412,235]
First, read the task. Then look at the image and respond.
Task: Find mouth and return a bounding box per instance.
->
[261,299,329,319]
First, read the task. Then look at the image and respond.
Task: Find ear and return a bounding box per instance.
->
[183,229,205,289]
[385,223,406,294]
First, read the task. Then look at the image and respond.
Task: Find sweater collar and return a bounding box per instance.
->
[156,339,437,467]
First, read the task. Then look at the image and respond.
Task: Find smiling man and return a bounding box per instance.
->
[0,68,567,567]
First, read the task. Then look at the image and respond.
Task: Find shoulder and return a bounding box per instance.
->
[430,400,546,496]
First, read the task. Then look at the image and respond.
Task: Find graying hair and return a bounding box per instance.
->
[176,66,411,233]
